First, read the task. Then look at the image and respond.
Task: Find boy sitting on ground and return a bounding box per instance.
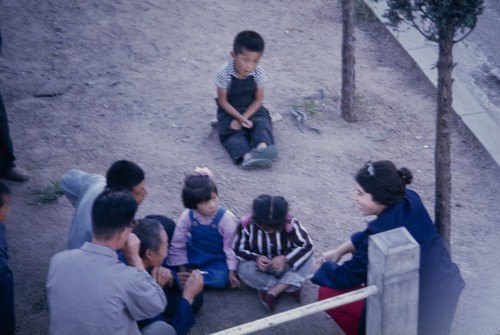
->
[214,30,278,170]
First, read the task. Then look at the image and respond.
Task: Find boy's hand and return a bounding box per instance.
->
[270,255,287,272]
[241,118,253,129]
[182,270,204,305]
[123,233,145,271]
[177,271,191,288]
[229,270,241,288]
[257,256,271,272]
[230,119,242,130]
[151,266,174,288]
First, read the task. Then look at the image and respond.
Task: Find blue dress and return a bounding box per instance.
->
[312,189,464,335]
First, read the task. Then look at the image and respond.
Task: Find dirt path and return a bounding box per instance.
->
[1,1,500,334]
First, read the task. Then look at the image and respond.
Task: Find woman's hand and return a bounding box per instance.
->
[310,241,356,274]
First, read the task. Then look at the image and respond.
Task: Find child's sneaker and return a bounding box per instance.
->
[242,158,272,170]
[258,290,276,312]
[250,145,279,161]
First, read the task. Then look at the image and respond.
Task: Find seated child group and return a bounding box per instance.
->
[44,30,314,335]
[34,29,463,335]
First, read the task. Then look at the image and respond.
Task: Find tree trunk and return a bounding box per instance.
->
[435,30,454,252]
[341,0,356,122]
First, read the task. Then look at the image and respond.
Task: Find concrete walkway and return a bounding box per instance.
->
[365,1,500,166]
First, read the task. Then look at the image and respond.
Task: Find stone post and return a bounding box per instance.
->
[367,227,420,335]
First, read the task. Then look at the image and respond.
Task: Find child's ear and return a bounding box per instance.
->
[230,51,235,58]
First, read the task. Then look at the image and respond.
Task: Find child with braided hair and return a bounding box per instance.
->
[233,194,314,312]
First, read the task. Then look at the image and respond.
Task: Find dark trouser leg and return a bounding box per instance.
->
[219,129,252,164]
[0,92,15,174]
[250,108,274,146]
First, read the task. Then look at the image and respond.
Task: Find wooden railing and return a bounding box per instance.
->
[211,227,420,335]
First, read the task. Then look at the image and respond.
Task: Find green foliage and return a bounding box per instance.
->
[379,0,484,43]
[297,99,320,115]
[32,180,64,205]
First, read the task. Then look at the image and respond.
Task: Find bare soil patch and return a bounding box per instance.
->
[1,1,500,334]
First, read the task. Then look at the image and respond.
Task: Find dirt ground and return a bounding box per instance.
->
[1,0,500,334]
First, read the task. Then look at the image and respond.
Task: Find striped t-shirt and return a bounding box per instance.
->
[233,216,314,270]
[214,60,267,90]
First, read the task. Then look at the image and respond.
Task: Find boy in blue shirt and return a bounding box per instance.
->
[0,181,15,335]
[215,30,278,170]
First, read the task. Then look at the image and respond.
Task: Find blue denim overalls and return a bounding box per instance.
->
[187,207,229,288]
[216,73,274,164]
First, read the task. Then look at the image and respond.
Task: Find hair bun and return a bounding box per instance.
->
[398,167,413,185]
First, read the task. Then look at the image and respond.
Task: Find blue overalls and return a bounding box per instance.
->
[216,73,274,164]
[187,207,229,288]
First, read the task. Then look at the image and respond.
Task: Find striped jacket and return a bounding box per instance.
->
[233,214,313,269]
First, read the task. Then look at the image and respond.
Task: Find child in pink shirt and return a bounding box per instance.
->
[169,168,240,289]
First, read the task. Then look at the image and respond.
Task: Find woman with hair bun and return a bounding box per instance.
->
[311,160,464,335]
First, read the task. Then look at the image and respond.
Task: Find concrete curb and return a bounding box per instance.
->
[364,1,500,166]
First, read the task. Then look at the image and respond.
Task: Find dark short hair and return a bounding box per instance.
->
[105,160,145,192]
[182,175,218,209]
[252,194,288,230]
[0,181,11,207]
[355,160,413,207]
[233,30,265,54]
[92,190,138,240]
[144,214,176,243]
[133,218,165,259]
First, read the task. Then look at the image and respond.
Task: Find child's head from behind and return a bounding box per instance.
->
[252,194,288,231]
[0,181,11,222]
[232,31,265,79]
[106,160,147,205]
[182,175,219,216]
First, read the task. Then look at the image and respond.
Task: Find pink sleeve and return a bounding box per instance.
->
[167,210,191,267]
[219,210,239,271]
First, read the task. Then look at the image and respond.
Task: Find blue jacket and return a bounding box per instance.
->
[312,189,464,334]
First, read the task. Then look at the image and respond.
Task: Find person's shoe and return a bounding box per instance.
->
[250,145,279,160]
[210,119,218,129]
[258,290,276,312]
[288,289,301,303]
[1,167,29,182]
[241,158,272,170]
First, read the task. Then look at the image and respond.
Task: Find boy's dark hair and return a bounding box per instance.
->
[182,175,218,209]
[105,160,145,192]
[91,190,138,240]
[0,181,11,207]
[233,30,265,54]
[252,194,288,230]
[133,218,165,259]
[355,160,413,207]
[144,214,176,243]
